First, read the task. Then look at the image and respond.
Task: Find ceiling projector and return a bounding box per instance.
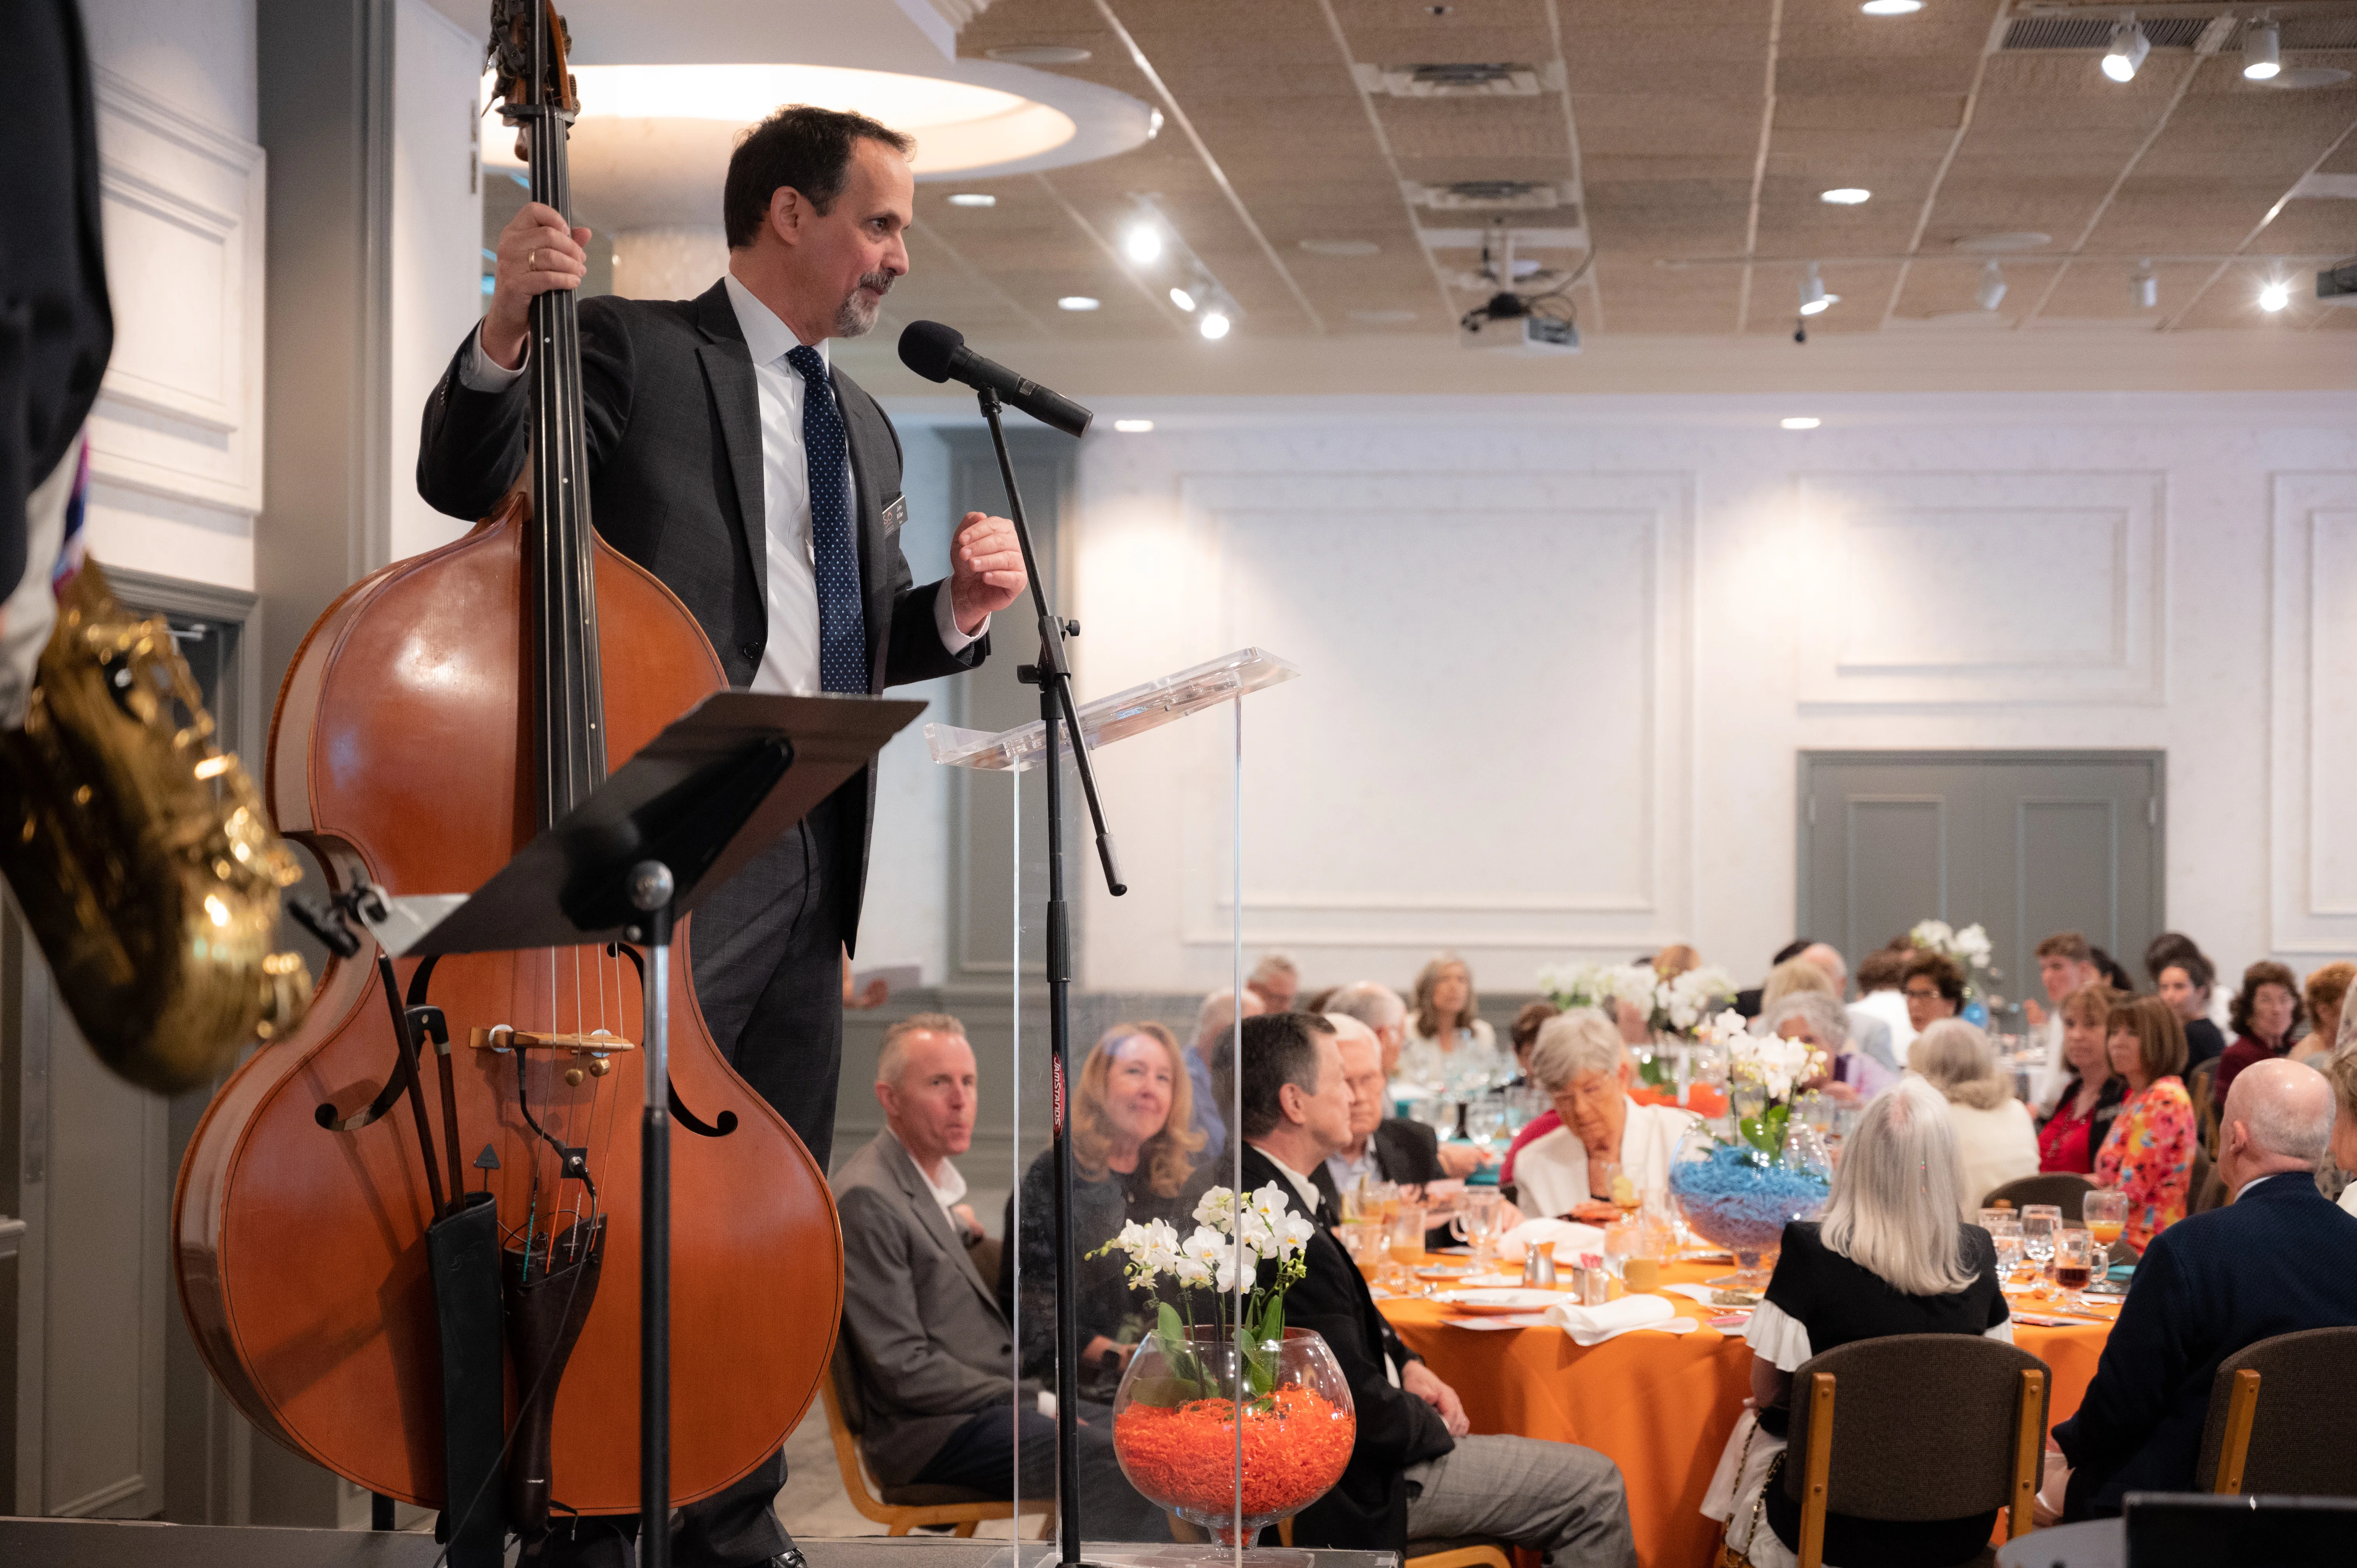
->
[1459,291,1581,354]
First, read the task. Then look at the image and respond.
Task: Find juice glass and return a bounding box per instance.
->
[2082,1188,2129,1296]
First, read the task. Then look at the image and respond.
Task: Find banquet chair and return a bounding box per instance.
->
[818,1340,1052,1538]
[1783,1333,2050,1568]
[1979,1172,2092,1219]
[2187,1141,2225,1215]
[2194,1325,2357,1497]
[2187,1058,2220,1156]
[1269,1517,1511,1568]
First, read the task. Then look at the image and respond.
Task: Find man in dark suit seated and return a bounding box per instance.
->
[1326,984,1485,1179]
[1317,1017,1524,1242]
[1237,1012,1636,1566]
[2047,1058,2357,1520]
[834,1014,1163,1539]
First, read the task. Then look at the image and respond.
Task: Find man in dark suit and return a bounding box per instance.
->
[1238,1013,1635,1566]
[2050,1058,2357,1520]
[418,107,1023,1568]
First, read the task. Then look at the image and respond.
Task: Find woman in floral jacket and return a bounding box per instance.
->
[2092,995,2197,1253]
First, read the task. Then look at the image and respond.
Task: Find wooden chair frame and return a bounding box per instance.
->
[2210,1368,2262,1495]
[1793,1365,2047,1568]
[1271,1517,1509,1568]
[816,1366,1052,1538]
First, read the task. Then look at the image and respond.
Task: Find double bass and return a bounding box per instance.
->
[174,0,840,1543]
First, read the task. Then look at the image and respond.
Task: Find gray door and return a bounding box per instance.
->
[1798,751,2165,1009]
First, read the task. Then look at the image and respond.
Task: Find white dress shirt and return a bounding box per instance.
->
[891,1128,970,1237]
[460,275,981,691]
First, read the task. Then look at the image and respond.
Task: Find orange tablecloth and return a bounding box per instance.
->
[1379,1259,2115,1568]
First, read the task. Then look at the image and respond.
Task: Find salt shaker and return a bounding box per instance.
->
[1577,1252,1608,1306]
[1521,1241,1557,1287]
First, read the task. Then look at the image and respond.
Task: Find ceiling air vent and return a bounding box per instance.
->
[2002,14,2212,50]
[1353,62,1560,97]
[1408,180,1569,211]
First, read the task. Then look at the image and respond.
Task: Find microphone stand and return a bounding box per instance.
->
[974,385,1124,1563]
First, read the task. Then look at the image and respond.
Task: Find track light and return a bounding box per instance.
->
[2132,263,2157,310]
[1799,262,1838,316]
[1198,310,1232,340]
[2244,19,2281,80]
[1976,260,2008,311]
[1169,286,1196,312]
[2260,279,2291,312]
[1123,224,1163,265]
[2103,17,2150,82]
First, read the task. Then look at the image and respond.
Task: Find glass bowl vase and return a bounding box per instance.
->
[1110,1326,1355,1545]
[1666,1119,1833,1290]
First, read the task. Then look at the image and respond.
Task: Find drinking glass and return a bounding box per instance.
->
[2053,1229,2094,1301]
[1602,1218,1639,1280]
[2021,1208,2060,1277]
[1463,1095,1507,1156]
[1449,1189,1501,1263]
[1979,1206,2015,1233]
[1602,1160,1640,1213]
[2082,1188,2129,1295]
[1989,1218,2024,1280]
[1340,1221,1390,1282]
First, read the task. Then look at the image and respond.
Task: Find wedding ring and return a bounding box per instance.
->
[528,249,538,268]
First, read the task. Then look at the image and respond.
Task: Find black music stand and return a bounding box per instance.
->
[371,690,924,1568]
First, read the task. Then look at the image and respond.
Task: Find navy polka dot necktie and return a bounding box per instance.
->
[786,343,867,694]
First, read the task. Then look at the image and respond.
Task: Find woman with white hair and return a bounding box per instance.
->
[1702,1078,2013,1567]
[1759,991,1894,1107]
[1910,1017,2040,1216]
[1512,1010,1700,1222]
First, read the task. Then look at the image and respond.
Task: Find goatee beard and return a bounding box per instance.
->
[834,271,894,338]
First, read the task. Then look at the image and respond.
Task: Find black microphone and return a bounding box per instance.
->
[898,321,1092,438]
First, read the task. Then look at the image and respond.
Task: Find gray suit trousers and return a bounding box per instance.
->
[1403,1434,1637,1568]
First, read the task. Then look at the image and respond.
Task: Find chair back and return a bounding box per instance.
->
[1980,1172,2092,1219]
[2188,1058,2220,1154]
[2188,1141,2221,1215]
[1783,1334,2049,1520]
[2195,1326,2357,1496]
[825,1337,868,1440]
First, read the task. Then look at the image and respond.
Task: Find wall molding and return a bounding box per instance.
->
[2269,471,2357,952]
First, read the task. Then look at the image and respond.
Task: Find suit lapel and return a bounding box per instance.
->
[690,283,766,628]
[884,1135,998,1312]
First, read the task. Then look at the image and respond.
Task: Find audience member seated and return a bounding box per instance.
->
[1794,940,1898,1075]
[1320,1015,1521,1240]
[1851,943,1917,1063]
[2088,944,2135,994]
[1508,998,1561,1085]
[1246,950,1300,1014]
[2093,995,2198,1255]
[1235,1013,1638,1566]
[1733,938,1813,1019]
[1397,951,1503,1094]
[834,1014,1164,1539]
[2037,982,2124,1175]
[1328,980,1486,1179]
[1763,991,1893,1107]
[2151,941,2227,1071]
[2328,1051,2357,1218]
[1901,950,1964,1038]
[1514,1010,1701,1223]
[2296,961,2353,1066]
[2049,1059,2357,1520]
[1185,987,1263,1166]
[1008,1022,1203,1399]
[1760,955,1832,1012]
[2216,959,2302,1102]
[1703,1078,2012,1568]
[1653,942,1701,980]
[2024,931,2100,1114]
[1909,1019,2039,1216]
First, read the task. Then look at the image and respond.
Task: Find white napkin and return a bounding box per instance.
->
[1495,1217,1607,1260]
[1544,1293,1698,1346]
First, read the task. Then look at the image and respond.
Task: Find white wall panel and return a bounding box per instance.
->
[2270,472,2357,953]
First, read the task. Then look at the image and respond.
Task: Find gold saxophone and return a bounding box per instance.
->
[0,560,311,1095]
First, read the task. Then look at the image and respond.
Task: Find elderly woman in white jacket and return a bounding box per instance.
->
[1910,1018,2041,1217]
[1513,1009,1700,1223]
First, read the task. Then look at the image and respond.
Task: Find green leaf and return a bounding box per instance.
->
[1123,1375,1203,1409]
[1259,1293,1286,1345]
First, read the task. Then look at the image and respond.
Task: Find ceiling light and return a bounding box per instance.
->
[1123,224,1163,265]
[1169,286,1197,312]
[1057,295,1101,311]
[1861,0,1922,12]
[1781,417,1822,430]
[2103,18,2150,82]
[2260,279,2292,312]
[1198,311,1232,341]
[1976,260,2008,311]
[2132,263,2157,310]
[1112,418,1155,433]
[946,193,997,208]
[2244,19,2281,80]
[1799,262,1837,315]
[986,44,1093,65]
[1820,187,1872,205]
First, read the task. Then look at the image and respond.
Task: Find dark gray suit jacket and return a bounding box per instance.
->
[415,281,986,942]
[831,1130,1025,1487]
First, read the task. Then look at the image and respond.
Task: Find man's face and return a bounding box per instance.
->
[2157,966,2205,1022]
[1288,1032,1355,1158]
[1249,973,1298,1014]
[1336,1035,1386,1144]
[878,1030,977,1162]
[2040,955,2090,1005]
[1802,944,1848,998]
[779,138,912,339]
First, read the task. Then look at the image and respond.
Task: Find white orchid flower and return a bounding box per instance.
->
[1193,1187,1237,1231]
[1276,1211,1316,1257]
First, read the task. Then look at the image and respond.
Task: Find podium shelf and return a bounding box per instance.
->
[925,646,1300,772]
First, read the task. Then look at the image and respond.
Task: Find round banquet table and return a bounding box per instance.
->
[1378,1256,2117,1568]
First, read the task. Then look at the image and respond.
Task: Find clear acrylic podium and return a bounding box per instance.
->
[931,648,1351,1566]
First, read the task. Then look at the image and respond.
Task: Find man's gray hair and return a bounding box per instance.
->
[1249,952,1300,987]
[1909,1018,2012,1111]
[1326,981,1406,1032]
[2226,1058,2335,1164]
[1759,992,1850,1054]
[876,1012,968,1088]
[1820,1076,1978,1294]
[1527,1008,1626,1093]
[1324,1012,1378,1047]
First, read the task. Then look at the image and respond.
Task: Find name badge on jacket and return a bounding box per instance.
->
[881,492,908,535]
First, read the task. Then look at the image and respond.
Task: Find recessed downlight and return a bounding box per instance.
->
[1820,187,1872,205]
[1198,311,1232,340]
[946,192,997,208]
[1861,0,1922,12]
[1057,295,1101,312]
[1112,418,1155,433]
[1123,224,1163,265]
[1781,417,1822,430]
[1169,286,1197,312]
[2260,279,2292,312]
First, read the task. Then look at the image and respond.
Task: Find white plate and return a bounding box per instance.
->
[1435,1288,1565,1314]
[1415,1263,1485,1279]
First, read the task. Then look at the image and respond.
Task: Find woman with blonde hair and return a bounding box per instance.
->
[1910,1018,2039,1216]
[1759,955,1835,1011]
[1702,1078,2012,1566]
[2092,994,2197,1254]
[1397,951,1502,1093]
[1009,1021,1205,1394]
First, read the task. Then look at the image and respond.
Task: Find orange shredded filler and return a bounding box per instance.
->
[1113,1386,1355,1522]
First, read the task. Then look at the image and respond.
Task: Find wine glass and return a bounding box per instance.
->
[2082,1188,2129,1296]
[2021,1208,2060,1280]
[1989,1218,2024,1280]
[2053,1229,2095,1306]
[1463,1095,1507,1157]
[1449,1189,1501,1264]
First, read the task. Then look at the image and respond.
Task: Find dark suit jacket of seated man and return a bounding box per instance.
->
[2055,1059,2357,1517]
[1234,1012,1636,1568]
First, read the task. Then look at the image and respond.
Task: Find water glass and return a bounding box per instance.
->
[2021,1207,2060,1276]
[1990,1220,2024,1279]
[1463,1095,1507,1155]
[1449,1189,1501,1262]
[1602,1218,1639,1279]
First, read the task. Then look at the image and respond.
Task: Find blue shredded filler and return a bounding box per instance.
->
[1669,1140,1832,1253]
